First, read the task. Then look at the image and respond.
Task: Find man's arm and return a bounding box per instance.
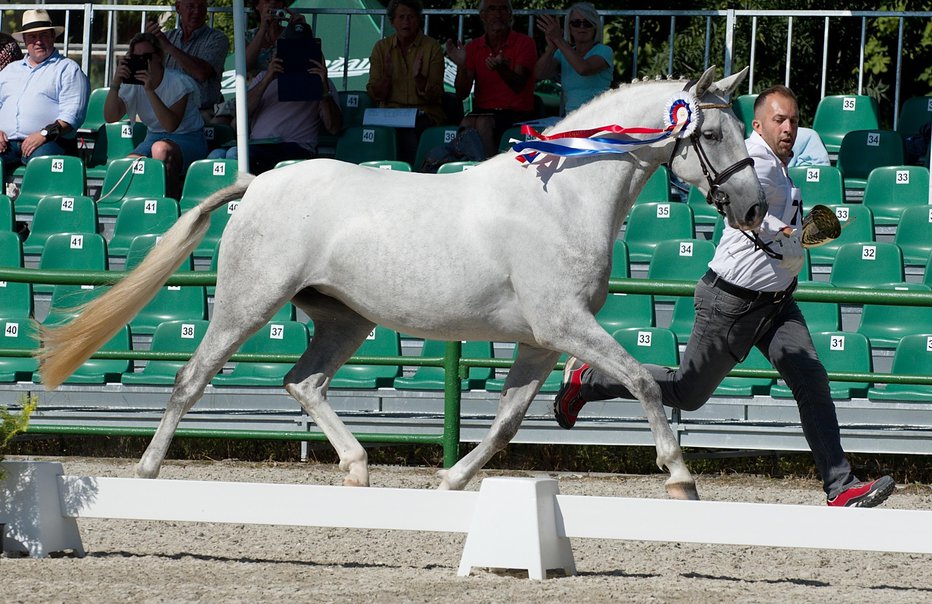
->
[149,24,229,83]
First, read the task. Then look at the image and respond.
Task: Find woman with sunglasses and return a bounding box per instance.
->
[105,32,207,199]
[534,2,613,115]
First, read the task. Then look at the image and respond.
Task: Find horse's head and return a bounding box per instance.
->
[667,67,766,231]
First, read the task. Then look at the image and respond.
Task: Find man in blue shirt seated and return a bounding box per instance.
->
[0,9,89,178]
[788,126,830,168]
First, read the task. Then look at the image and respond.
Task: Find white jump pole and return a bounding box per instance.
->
[2,462,931,579]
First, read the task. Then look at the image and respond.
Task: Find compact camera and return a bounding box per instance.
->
[271,8,291,20]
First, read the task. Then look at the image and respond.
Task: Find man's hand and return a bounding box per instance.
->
[21,132,48,158]
[445,39,466,67]
[485,51,508,72]
[145,20,169,44]
[775,227,804,276]
[308,59,327,85]
[0,130,9,153]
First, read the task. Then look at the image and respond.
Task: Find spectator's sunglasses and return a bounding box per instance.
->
[569,20,594,28]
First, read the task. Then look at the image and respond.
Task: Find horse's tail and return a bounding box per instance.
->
[37,174,256,389]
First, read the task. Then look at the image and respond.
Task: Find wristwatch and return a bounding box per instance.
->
[40,128,51,138]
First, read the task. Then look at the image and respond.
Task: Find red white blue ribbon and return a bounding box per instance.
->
[512,92,701,164]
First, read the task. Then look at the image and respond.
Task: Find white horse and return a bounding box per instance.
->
[39,67,764,499]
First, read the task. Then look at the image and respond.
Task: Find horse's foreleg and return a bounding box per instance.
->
[284,312,374,487]
[439,345,559,490]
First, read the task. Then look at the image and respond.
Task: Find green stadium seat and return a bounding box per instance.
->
[610,239,629,280]
[335,126,398,164]
[925,254,932,288]
[35,324,131,385]
[806,203,874,266]
[711,215,725,246]
[0,229,22,267]
[202,123,235,151]
[108,197,180,259]
[713,346,775,397]
[393,339,494,390]
[895,96,932,141]
[829,242,904,289]
[486,350,568,394]
[668,297,695,344]
[0,194,13,231]
[43,284,109,327]
[893,205,932,266]
[861,165,930,226]
[812,95,880,155]
[189,193,242,260]
[437,161,481,173]
[856,283,932,350]
[732,94,758,138]
[623,202,694,263]
[636,165,671,203]
[596,293,655,332]
[787,165,844,207]
[836,130,905,192]
[414,125,460,171]
[867,334,932,402]
[14,156,86,216]
[360,160,411,171]
[647,239,715,303]
[0,231,31,318]
[273,159,305,169]
[771,331,872,399]
[23,195,99,256]
[329,325,402,388]
[796,297,841,333]
[212,321,310,387]
[686,184,724,226]
[96,157,168,218]
[125,233,193,272]
[85,121,147,181]
[340,90,375,128]
[121,319,211,385]
[179,159,239,207]
[611,327,679,366]
[0,318,39,382]
[76,87,114,143]
[498,126,534,152]
[36,232,108,294]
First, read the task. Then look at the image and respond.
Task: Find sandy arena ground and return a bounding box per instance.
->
[3,456,931,603]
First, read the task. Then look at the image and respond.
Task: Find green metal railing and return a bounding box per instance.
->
[2,267,931,466]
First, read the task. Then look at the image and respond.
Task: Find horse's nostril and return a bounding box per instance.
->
[745,204,762,227]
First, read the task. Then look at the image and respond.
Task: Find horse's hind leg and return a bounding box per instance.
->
[285,296,375,487]
[439,344,560,490]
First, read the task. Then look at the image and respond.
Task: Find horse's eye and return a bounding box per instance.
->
[703,129,721,142]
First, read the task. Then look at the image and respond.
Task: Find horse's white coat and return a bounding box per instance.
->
[40,68,764,497]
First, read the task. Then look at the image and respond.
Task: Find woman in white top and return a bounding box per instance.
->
[534,2,614,116]
[104,32,207,199]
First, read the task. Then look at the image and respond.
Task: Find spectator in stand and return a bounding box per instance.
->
[0,33,24,71]
[146,0,229,120]
[208,28,341,174]
[367,0,446,165]
[245,0,308,75]
[446,0,538,158]
[534,3,613,116]
[105,32,207,199]
[788,126,830,168]
[0,9,89,179]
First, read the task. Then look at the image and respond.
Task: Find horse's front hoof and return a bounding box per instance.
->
[342,473,369,487]
[665,481,700,501]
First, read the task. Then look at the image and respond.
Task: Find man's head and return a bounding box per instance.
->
[13,9,64,65]
[752,85,799,162]
[175,0,208,32]
[479,0,513,36]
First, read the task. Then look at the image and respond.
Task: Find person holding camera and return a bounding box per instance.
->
[105,32,207,199]
[245,0,307,75]
[0,9,89,179]
[146,0,229,120]
[366,0,446,165]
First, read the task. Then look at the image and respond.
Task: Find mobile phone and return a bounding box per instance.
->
[276,36,324,102]
[124,54,150,86]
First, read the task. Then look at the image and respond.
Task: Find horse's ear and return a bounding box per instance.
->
[693,66,717,97]
[712,67,750,101]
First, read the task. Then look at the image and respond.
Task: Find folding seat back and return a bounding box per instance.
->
[895,96,932,140]
[96,157,168,217]
[0,194,13,231]
[647,239,716,302]
[360,160,411,171]
[0,231,32,319]
[339,90,375,128]
[121,319,210,385]
[0,318,40,382]
[610,239,629,280]
[732,94,758,138]
[787,165,844,207]
[893,205,932,266]
[335,126,398,164]
[212,321,309,387]
[437,161,481,173]
[36,324,131,385]
[805,203,874,266]
[829,242,904,289]
[636,165,671,203]
[43,284,109,327]
[836,130,905,191]
[77,87,114,139]
[611,327,679,366]
[414,125,460,170]
[329,325,402,388]
[393,339,494,390]
[15,155,86,215]
[108,196,180,259]
[713,346,775,397]
[86,121,147,178]
[36,232,108,294]
[685,184,722,226]
[180,159,239,207]
[623,202,695,263]
[862,165,930,226]
[812,95,881,154]
[868,334,932,402]
[772,331,872,399]
[596,292,654,332]
[23,195,98,256]
[124,233,193,272]
[202,123,235,151]
[857,283,932,350]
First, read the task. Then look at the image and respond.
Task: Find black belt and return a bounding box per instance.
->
[702,269,796,304]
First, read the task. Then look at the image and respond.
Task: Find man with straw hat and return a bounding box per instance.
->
[0,9,89,178]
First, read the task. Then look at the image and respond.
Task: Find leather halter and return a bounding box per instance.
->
[667,83,755,217]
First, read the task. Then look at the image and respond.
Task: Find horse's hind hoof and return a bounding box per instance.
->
[666,481,700,501]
